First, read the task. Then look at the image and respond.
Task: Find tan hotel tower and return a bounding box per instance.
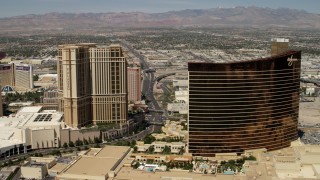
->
[58,44,128,128]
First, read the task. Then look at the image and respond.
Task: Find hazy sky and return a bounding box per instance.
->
[0,0,319,18]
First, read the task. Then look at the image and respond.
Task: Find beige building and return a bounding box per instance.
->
[43,89,59,110]
[271,38,289,56]
[21,157,56,179]
[58,44,128,128]
[127,67,141,102]
[0,64,15,87]
[90,45,128,124]
[57,146,131,180]
[0,63,33,91]
[58,44,93,128]
[14,64,33,90]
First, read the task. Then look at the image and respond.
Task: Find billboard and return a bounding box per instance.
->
[0,64,12,71]
[16,66,30,71]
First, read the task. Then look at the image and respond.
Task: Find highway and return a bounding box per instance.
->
[160,82,172,95]
[121,39,165,130]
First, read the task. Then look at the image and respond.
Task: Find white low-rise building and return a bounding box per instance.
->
[175,90,188,103]
[0,106,64,158]
[136,141,185,154]
[173,80,188,91]
[167,102,188,115]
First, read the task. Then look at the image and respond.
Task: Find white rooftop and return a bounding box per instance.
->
[173,80,188,87]
[271,38,289,42]
[9,101,34,107]
[0,106,63,151]
[39,74,58,78]
[17,106,42,114]
[175,91,188,96]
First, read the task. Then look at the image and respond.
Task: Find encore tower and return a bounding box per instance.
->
[188,51,301,156]
[58,44,128,128]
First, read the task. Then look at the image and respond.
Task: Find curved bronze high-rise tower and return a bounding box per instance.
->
[188,51,301,156]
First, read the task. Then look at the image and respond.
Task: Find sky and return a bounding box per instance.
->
[0,0,319,18]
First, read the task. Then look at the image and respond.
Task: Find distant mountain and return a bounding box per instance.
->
[1,7,320,32]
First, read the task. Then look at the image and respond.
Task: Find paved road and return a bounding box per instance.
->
[120,39,164,131]
[120,40,149,69]
[160,82,172,95]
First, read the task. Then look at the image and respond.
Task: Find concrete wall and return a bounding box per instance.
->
[21,165,47,179]
[29,157,57,169]
[60,128,100,145]
[31,129,55,149]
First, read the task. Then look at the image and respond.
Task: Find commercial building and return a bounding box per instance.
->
[271,38,289,56]
[57,146,131,180]
[0,106,64,158]
[188,50,301,156]
[21,157,56,179]
[58,44,128,128]
[90,45,128,125]
[0,63,34,91]
[43,89,59,110]
[15,64,33,90]
[57,44,93,128]
[127,67,141,102]
[0,64,15,87]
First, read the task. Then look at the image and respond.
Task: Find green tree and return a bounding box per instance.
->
[133,146,138,153]
[146,159,154,164]
[179,147,185,155]
[236,158,244,164]
[51,150,61,156]
[162,145,171,154]
[94,143,100,148]
[143,134,156,144]
[148,145,154,154]
[75,139,83,146]
[94,137,102,144]
[88,137,93,144]
[83,139,89,145]
[228,160,235,164]
[33,74,39,81]
[131,140,137,148]
[7,160,13,165]
[133,161,140,169]
[69,141,75,147]
[244,155,256,161]
[63,142,68,149]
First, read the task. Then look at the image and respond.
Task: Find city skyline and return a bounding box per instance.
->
[0,0,319,18]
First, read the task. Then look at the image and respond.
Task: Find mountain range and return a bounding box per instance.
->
[1,6,320,32]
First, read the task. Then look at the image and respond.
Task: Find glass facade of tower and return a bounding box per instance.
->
[188,51,301,156]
